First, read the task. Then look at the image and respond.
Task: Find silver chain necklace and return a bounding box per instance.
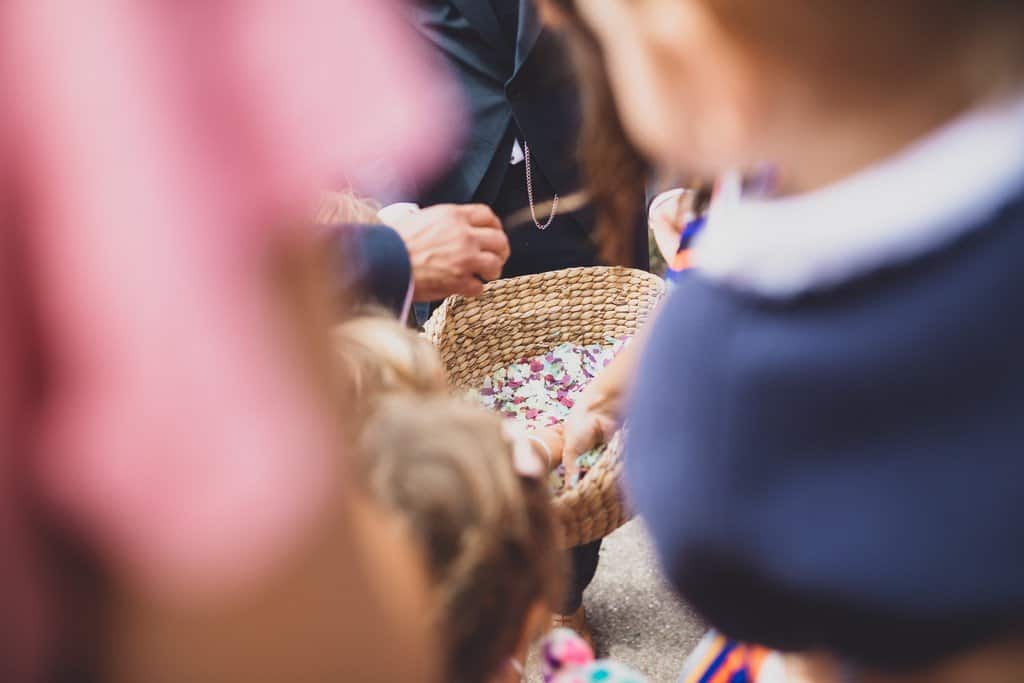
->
[524,142,558,230]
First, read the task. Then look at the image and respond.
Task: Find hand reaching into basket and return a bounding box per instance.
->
[388,203,510,301]
[504,422,566,472]
[529,425,565,471]
[561,390,619,480]
[559,340,642,478]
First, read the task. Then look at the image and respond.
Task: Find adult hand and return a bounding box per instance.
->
[388,204,510,301]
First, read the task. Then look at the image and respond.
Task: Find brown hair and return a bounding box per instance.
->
[700,0,1024,104]
[358,397,565,683]
[554,3,651,267]
[543,0,709,266]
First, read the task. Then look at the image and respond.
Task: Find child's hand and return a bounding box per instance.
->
[528,425,565,470]
[560,392,617,481]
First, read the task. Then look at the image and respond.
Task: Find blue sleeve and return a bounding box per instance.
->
[623,278,731,588]
[324,223,412,319]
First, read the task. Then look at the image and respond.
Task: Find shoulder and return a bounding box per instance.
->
[625,197,1024,655]
[631,193,1024,477]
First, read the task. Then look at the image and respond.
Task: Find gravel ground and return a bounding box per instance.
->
[528,520,705,682]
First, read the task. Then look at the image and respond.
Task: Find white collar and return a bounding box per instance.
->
[693,95,1024,299]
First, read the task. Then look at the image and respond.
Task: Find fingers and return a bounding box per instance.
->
[563,449,580,480]
[561,426,593,479]
[406,203,511,300]
[527,426,565,470]
[472,225,511,261]
[471,251,504,282]
[544,430,565,469]
[460,203,503,230]
[561,412,617,480]
[454,276,484,298]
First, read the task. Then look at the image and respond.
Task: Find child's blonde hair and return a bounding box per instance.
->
[358,396,565,683]
[332,313,447,409]
[314,190,382,225]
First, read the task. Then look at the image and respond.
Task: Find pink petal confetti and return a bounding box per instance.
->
[467,336,632,491]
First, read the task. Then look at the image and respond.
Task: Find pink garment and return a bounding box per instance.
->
[0,1,457,678]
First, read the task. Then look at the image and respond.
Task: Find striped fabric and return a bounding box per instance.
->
[665,215,707,284]
[682,632,774,683]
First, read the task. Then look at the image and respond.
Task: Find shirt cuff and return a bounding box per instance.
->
[400,271,415,321]
[378,202,420,224]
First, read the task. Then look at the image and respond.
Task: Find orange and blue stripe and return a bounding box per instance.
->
[665,215,707,284]
[683,633,772,683]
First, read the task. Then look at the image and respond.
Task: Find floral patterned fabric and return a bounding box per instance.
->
[541,628,648,683]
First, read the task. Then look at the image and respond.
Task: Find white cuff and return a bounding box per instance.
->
[377,202,420,225]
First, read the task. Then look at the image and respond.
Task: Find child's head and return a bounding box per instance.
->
[314,190,382,225]
[358,396,565,683]
[332,313,447,408]
[549,0,1024,190]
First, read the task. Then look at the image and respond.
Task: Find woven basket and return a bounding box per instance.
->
[423,266,665,548]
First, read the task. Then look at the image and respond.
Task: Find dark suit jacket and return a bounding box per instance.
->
[410,0,577,205]
[408,0,648,269]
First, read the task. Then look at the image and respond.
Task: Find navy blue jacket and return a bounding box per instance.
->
[626,190,1024,668]
[326,224,411,319]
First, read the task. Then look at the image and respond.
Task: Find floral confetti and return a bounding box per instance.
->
[467,336,630,492]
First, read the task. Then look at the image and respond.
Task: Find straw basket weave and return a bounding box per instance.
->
[423,266,666,548]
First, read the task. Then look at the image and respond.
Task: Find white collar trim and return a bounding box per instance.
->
[693,95,1024,299]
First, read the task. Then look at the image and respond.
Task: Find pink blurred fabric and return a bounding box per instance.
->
[0,0,457,678]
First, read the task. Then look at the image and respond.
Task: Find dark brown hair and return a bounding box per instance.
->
[544,1,712,266]
[357,397,565,683]
[545,0,651,267]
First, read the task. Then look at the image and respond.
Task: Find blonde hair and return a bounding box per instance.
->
[332,313,447,409]
[314,190,382,225]
[358,397,565,683]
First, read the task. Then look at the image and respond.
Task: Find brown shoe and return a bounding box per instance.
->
[551,606,595,653]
